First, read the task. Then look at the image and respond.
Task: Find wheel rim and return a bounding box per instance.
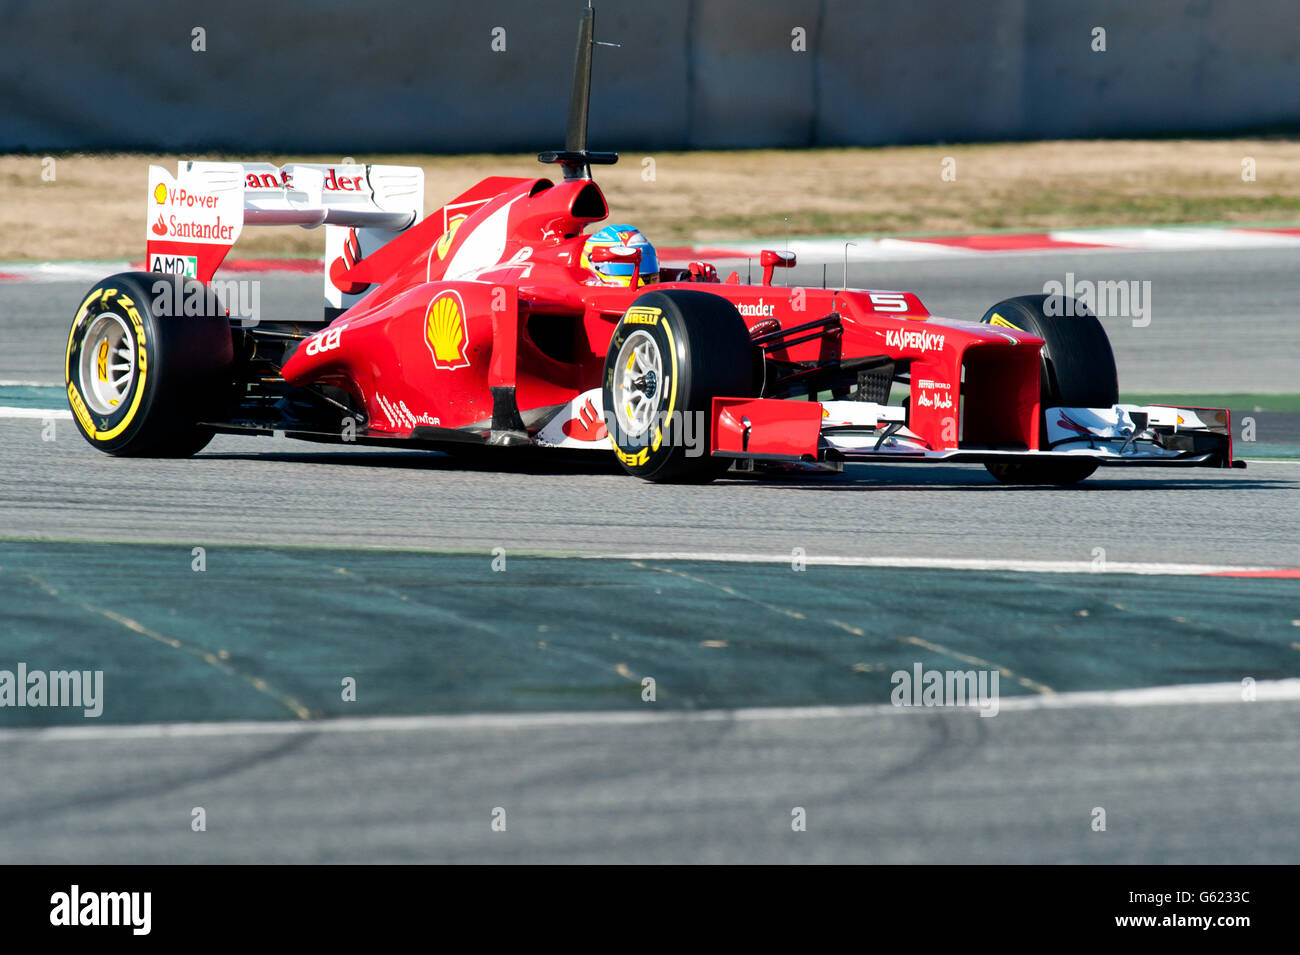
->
[612,329,664,439]
[79,313,136,415]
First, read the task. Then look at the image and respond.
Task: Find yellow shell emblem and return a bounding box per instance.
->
[153,183,167,204]
[425,292,470,369]
[435,215,467,260]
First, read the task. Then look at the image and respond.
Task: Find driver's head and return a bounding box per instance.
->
[580,224,659,286]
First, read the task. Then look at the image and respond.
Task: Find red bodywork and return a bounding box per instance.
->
[279,175,1046,456]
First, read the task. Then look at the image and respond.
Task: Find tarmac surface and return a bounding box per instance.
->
[0,246,1297,862]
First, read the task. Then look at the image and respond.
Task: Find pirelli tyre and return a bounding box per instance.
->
[65,272,234,457]
[602,289,754,483]
[979,293,1119,486]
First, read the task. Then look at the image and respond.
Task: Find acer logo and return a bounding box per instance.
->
[304,326,343,357]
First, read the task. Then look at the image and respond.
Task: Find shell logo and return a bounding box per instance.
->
[424,291,470,370]
[436,215,467,260]
[153,183,167,204]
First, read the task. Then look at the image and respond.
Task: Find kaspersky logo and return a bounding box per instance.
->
[425,290,470,369]
[885,328,946,353]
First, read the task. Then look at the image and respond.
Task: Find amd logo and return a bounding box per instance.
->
[149,253,197,277]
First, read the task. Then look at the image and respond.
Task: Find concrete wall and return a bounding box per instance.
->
[2,0,1297,152]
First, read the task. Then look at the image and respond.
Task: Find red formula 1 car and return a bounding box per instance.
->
[64,6,1240,485]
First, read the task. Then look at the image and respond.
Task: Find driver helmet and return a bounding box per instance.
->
[580,224,659,286]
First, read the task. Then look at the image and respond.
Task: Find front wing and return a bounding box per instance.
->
[712,399,1242,470]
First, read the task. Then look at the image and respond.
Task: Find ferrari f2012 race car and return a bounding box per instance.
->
[64,6,1241,485]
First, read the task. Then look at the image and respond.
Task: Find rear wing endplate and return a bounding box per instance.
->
[145,160,424,310]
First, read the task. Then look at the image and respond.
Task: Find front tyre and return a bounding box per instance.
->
[602,290,754,483]
[979,293,1118,486]
[65,272,234,456]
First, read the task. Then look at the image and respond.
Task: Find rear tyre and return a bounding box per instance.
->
[602,290,754,483]
[65,272,234,456]
[979,294,1118,486]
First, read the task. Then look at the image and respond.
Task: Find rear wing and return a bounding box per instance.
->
[145,160,424,311]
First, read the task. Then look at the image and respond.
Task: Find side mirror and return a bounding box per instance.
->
[588,244,642,286]
[760,249,796,286]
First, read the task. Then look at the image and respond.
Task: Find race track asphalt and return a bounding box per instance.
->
[4,700,1299,863]
[0,422,1295,564]
[0,245,1298,863]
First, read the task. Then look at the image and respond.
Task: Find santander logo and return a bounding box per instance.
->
[244,167,365,192]
[151,215,168,236]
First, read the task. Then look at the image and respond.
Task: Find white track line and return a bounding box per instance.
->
[0,407,70,420]
[2,678,1298,743]
[706,226,1300,263]
[592,552,1285,575]
[1050,227,1300,250]
[0,261,130,282]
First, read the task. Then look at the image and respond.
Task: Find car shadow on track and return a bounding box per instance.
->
[720,464,1290,492]
[199,447,625,476]
[197,448,1290,491]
